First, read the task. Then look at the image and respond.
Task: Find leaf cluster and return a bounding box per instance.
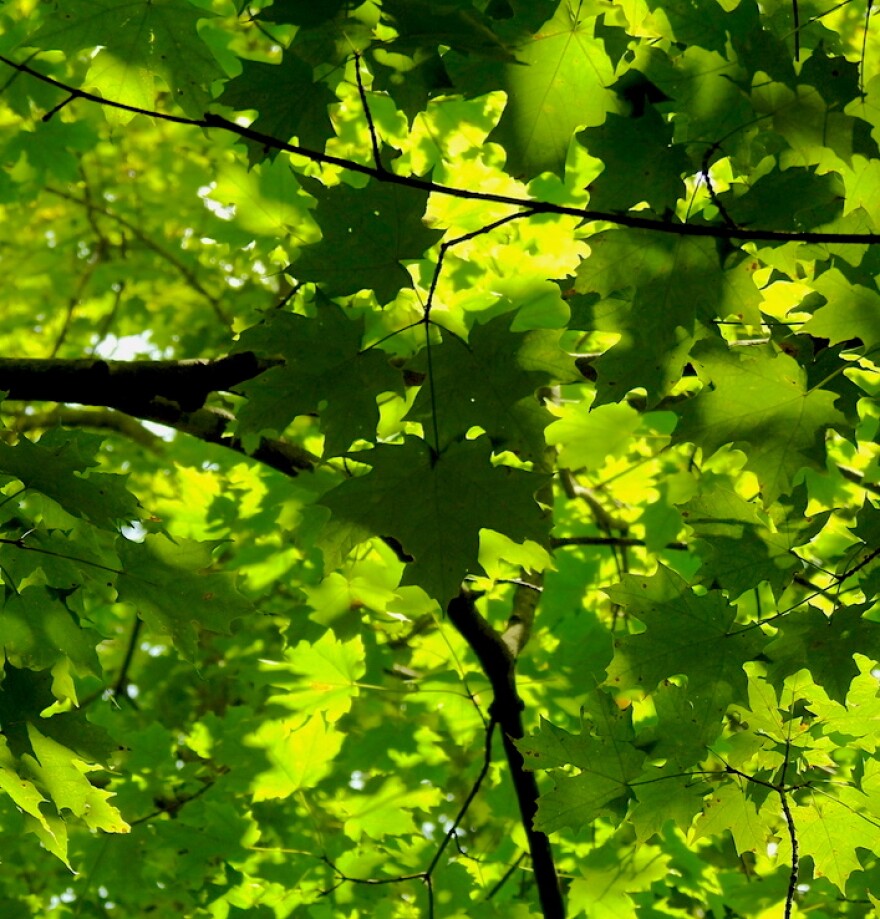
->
[0,1,878,917]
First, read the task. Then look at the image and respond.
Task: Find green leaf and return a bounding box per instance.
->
[764,604,880,704]
[448,0,618,175]
[691,782,768,857]
[644,682,726,769]
[568,840,671,919]
[234,303,402,455]
[116,534,253,661]
[260,631,365,722]
[574,231,721,404]
[0,431,138,529]
[806,267,880,350]
[318,436,549,604]
[642,0,735,52]
[0,587,101,675]
[217,52,336,165]
[605,566,765,712]
[721,169,845,232]
[382,0,517,60]
[247,714,344,801]
[518,692,645,833]
[328,775,442,841]
[0,665,128,861]
[30,0,222,118]
[808,667,880,753]
[545,400,641,470]
[681,482,825,598]
[579,107,689,213]
[209,157,315,240]
[785,787,880,892]
[23,725,129,833]
[258,0,345,27]
[673,340,845,504]
[0,736,53,838]
[630,763,709,841]
[293,179,443,302]
[406,316,573,457]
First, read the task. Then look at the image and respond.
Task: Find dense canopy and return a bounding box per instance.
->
[0,1,879,917]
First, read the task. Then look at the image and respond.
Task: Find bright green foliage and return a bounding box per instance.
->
[674,340,845,503]
[0,0,880,917]
[115,534,254,661]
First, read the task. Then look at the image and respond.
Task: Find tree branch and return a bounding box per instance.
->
[0,354,320,477]
[3,54,880,246]
[8,406,164,450]
[0,353,279,412]
[447,588,565,919]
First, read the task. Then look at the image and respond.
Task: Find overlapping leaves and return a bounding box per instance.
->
[0,0,879,916]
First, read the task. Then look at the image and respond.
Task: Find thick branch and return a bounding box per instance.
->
[447,589,564,919]
[0,353,279,413]
[135,401,318,476]
[0,355,319,477]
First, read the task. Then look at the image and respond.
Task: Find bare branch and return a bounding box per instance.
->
[447,588,565,919]
[3,54,880,246]
[0,353,280,413]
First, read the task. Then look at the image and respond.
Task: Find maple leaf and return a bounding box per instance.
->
[573,230,720,404]
[785,788,880,892]
[406,315,575,458]
[318,436,549,604]
[260,632,365,723]
[293,179,443,303]
[449,0,618,175]
[674,340,845,504]
[681,482,826,598]
[691,782,768,857]
[30,0,222,118]
[217,53,336,166]
[806,266,880,350]
[234,302,402,455]
[579,107,689,212]
[0,429,138,530]
[605,566,765,715]
[518,692,645,832]
[764,603,880,704]
[116,534,253,662]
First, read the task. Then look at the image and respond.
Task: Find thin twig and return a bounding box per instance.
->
[352,51,384,173]
[552,535,688,550]
[486,851,527,900]
[424,719,497,876]
[46,186,231,325]
[112,615,142,698]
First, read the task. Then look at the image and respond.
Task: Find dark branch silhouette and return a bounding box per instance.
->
[447,588,565,919]
[2,54,880,246]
